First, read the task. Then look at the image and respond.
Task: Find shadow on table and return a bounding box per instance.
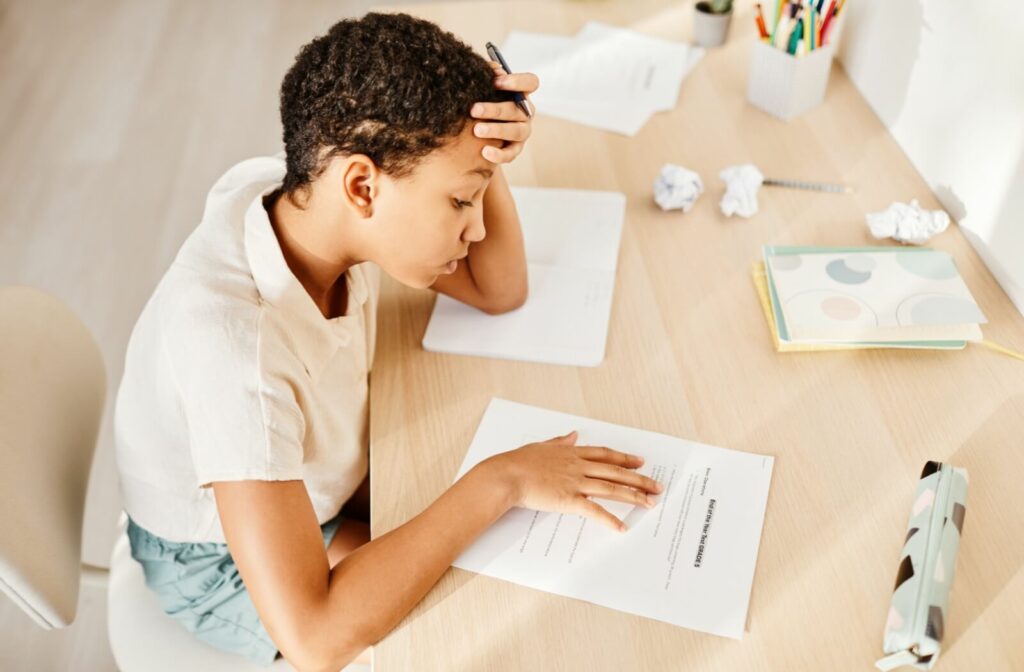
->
[941,393,1024,653]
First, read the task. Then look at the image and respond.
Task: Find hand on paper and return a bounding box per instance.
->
[482,431,664,532]
[471,61,538,164]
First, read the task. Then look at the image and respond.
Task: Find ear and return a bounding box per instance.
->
[339,154,380,218]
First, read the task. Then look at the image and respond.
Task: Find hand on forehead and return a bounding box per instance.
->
[469,61,539,164]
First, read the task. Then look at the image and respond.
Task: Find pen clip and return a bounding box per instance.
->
[485,42,502,70]
[484,40,532,118]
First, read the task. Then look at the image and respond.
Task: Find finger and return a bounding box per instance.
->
[546,430,578,445]
[482,142,524,164]
[580,478,655,508]
[576,496,627,532]
[574,445,645,468]
[470,101,529,122]
[474,121,530,143]
[488,60,505,74]
[584,462,663,494]
[495,72,540,94]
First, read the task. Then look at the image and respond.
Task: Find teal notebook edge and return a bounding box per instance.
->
[765,245,934,256]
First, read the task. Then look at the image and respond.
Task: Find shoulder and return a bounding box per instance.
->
[153,271,308,396]
[154,156,289,367]
[154,269,262,377]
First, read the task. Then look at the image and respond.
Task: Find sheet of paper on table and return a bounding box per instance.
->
[500,22,704,135]
[422,186,625,367]
[451,399,775,640]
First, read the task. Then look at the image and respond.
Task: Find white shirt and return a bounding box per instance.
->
[115,156,379,543]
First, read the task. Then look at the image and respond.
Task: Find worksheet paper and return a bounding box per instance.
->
[422,187,625,367]
[500,22,704,135]
[574,22,704,112]
[451,399,775,640]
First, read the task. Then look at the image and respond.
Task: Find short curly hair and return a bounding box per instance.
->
[279,12,514,196]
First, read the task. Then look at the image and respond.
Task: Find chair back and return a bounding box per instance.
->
[0,286,105,628]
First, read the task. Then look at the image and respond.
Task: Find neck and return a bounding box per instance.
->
[266,189,361,318]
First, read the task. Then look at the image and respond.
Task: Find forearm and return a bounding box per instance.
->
[431,167,528,314]
[222,427,656,671]
[310,460,514,665]
[467,167,528,304]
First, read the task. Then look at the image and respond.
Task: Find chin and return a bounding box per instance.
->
[400,271,439,289]
[374,261,431,289]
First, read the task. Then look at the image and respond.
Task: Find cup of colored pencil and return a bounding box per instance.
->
[747,0,846,119]
[756,0,846,56]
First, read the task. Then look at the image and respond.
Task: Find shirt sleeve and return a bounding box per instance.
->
[160,295,305,488]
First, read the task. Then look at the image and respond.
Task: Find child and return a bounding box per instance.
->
[115,12,662,670]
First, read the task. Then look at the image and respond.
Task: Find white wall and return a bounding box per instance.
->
[837,0,1024,317]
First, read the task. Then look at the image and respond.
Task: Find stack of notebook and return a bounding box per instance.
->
[752,246,987,351]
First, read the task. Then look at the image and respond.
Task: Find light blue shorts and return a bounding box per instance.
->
[126,514,343,666]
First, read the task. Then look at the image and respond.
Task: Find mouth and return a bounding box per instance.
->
[442,252,469,274]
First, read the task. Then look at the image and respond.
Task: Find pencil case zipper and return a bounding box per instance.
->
[908,463,952,656]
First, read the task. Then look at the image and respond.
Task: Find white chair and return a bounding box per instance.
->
[0,286,107,629]
[0,287,366,671]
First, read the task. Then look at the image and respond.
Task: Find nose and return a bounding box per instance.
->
[463,210,486,244]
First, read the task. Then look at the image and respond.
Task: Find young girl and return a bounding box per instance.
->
[115,13,662,671]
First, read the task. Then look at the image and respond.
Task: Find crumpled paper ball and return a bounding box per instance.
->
[653,163,703,212]
[866,199,950,245]
[719,164,764,218]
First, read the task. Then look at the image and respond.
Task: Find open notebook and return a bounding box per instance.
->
[422,186,625,367]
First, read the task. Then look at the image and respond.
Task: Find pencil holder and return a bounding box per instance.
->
[746,39,835,120]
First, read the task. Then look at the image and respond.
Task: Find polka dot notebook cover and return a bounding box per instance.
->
[763,246,986,344]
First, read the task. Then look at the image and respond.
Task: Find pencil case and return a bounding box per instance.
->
[876,461,968,671]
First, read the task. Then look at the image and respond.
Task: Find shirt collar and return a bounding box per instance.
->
[242,168,369,382]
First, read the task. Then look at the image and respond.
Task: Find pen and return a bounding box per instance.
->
[770,0,787,45]
[485,41,533,118]
[806,4,813,52]
[755,3,770,39]
[787,12,803,56]
[782,2,794,45]
[820,0,837,45]
[763,178,854,193]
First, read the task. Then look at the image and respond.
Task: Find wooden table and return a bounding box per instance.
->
[370,2,1024,669]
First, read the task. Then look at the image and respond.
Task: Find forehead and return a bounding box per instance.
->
[413,123,501,181]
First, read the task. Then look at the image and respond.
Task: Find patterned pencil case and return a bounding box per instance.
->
[876,461,968,671]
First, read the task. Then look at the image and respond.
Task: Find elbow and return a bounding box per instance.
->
[480,282,529,315]
[276,625,373,672]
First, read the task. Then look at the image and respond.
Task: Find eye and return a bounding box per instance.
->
[452,198,473,210]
